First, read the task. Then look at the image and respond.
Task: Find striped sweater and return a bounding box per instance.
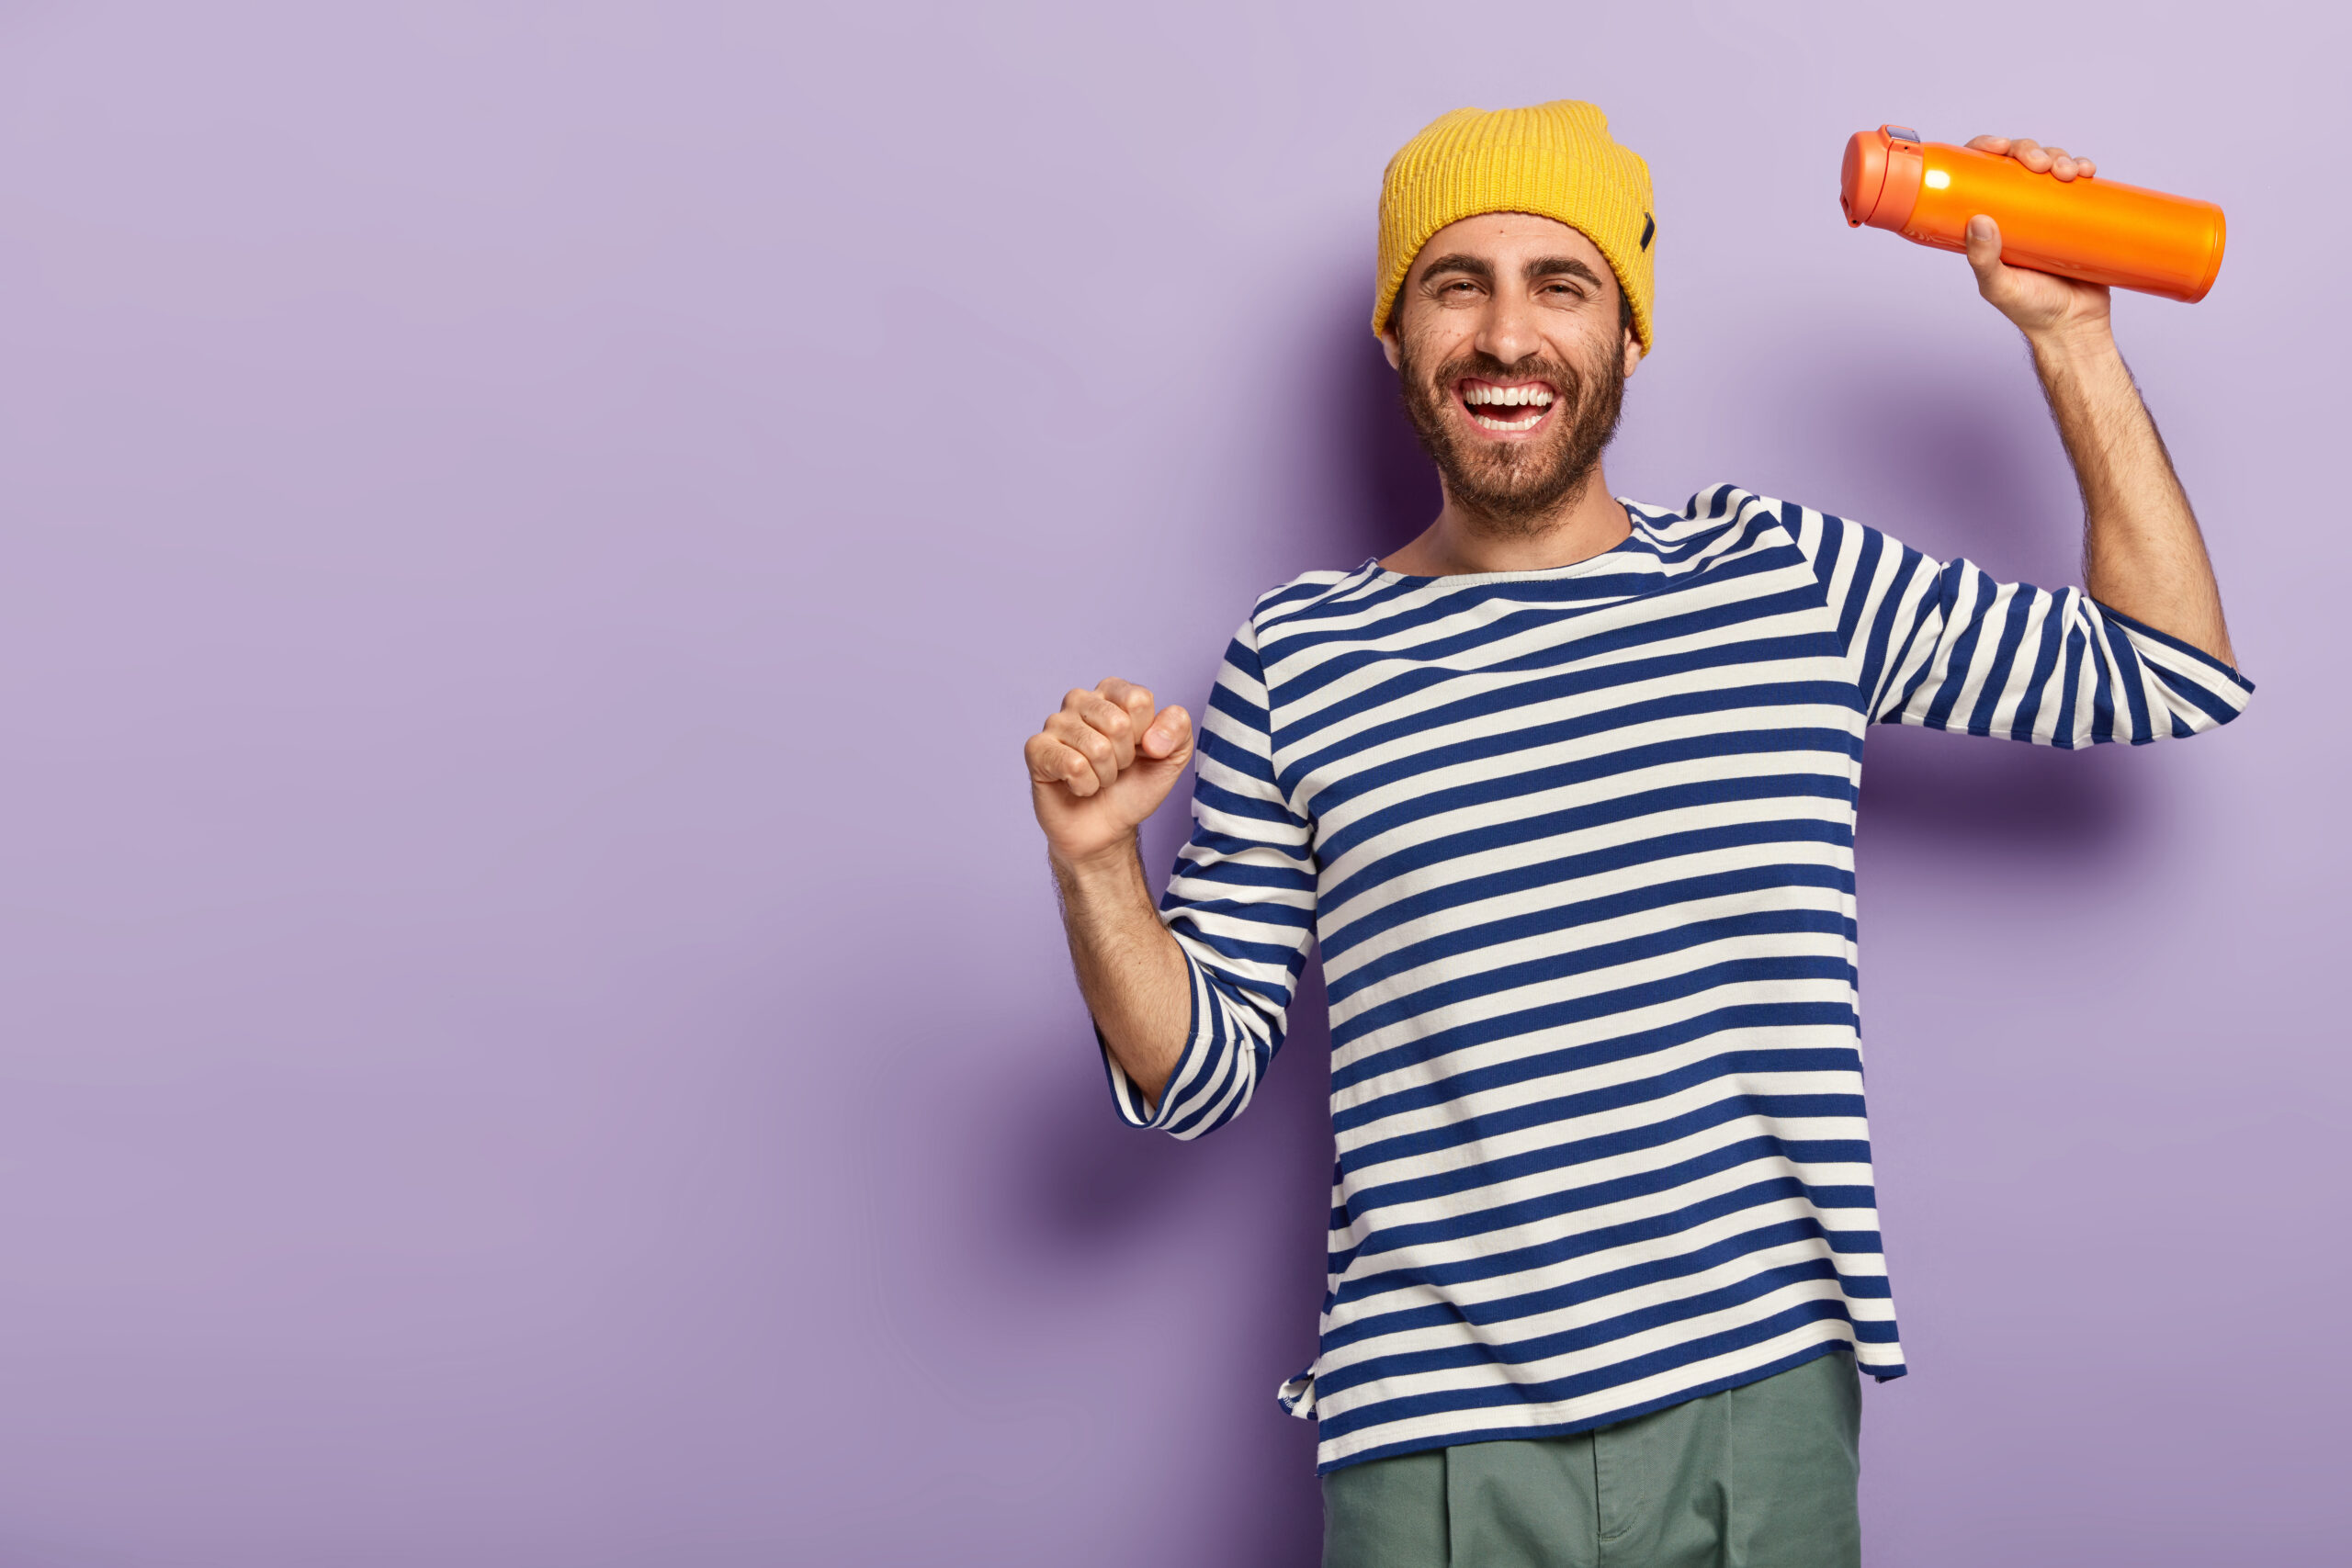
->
[1102,484,2251,1474]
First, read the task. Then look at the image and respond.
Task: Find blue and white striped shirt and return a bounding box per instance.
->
[1103,485,2251,1473]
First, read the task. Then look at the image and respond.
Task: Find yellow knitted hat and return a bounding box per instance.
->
[1374,100,1656,351]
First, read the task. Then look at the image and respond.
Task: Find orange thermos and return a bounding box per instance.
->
[1839,125,2225,302]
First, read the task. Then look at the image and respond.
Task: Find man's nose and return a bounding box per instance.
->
[1475,289,1543,367]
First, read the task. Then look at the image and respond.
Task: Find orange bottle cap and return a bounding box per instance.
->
[1840,125,1923,231]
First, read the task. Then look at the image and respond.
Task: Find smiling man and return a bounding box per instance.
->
[1022,100,2249,1566]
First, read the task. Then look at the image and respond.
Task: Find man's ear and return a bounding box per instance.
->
[1621,324,1644,380]
[1379,329,1402,372]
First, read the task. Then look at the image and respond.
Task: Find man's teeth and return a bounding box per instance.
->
[1463,384,1555,407]
[1463,382,1555,432]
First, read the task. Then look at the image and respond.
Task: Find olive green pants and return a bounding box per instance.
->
[1321,1350,1861,1568]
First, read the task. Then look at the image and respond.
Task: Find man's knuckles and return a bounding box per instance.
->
[1028,742,1100,797]
[1042,715,1110,771]
[1060,760,1101,797]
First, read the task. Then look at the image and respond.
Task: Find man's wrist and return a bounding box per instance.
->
[1049,834,1145,896]
[2023,315,2119,368]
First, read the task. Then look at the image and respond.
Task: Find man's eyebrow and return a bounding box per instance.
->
[1416,253,1492,283]
[1525,256,1604,288]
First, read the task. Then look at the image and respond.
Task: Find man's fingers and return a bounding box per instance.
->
[1139,704,1193,761]
[1025,733,1103,797]
[1096,677,1158,736]
[1965,136,2094,181]
[1059,685,1141,770]
[1044,711,1120,789]
[1075,693,1138,769]
[1963,214,2006,286]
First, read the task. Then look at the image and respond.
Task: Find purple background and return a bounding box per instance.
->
[0,3,2342,1563]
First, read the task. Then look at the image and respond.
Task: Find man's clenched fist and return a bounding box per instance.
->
[1024,678,1194,867]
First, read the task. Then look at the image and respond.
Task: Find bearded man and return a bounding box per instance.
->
[1021,101,2247,1567]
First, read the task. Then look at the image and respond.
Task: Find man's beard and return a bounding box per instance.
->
[1396,335,1625,533]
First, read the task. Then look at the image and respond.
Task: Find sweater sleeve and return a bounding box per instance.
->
[1102,613,1317,1139]
[1782,499,2253,746]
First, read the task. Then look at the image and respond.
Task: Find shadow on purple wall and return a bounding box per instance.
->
[1861,727,2148,857]
[1329,318,1443,563]
[990,974,1333,1564]
[999,977,1333,1564]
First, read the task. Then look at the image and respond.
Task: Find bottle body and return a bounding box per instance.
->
[1840,125,2225,302]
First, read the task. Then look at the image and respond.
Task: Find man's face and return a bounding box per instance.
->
[1382,212,1643,530]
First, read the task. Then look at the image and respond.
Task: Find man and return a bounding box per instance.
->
[1022,101,2247,1567]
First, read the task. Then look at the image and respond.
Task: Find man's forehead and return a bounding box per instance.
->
[1411,211,1603,272]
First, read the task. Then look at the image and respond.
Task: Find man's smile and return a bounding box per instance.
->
[1455,377,1558,436]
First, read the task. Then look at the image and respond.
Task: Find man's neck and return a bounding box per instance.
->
[1379,468,1632,577]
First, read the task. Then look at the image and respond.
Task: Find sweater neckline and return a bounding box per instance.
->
[1361,502,1655,587]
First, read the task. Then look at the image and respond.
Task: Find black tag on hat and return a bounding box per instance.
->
[1640,213,1655,252]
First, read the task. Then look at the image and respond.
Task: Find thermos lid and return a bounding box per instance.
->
[1840,125,1923,231]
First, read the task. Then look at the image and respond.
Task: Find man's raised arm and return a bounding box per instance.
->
[1023,678,1195,1103]
[1963,134,2237,667]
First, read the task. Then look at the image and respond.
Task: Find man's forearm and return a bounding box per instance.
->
[2030,324,2236,665]
[1051,840,1192,1105]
